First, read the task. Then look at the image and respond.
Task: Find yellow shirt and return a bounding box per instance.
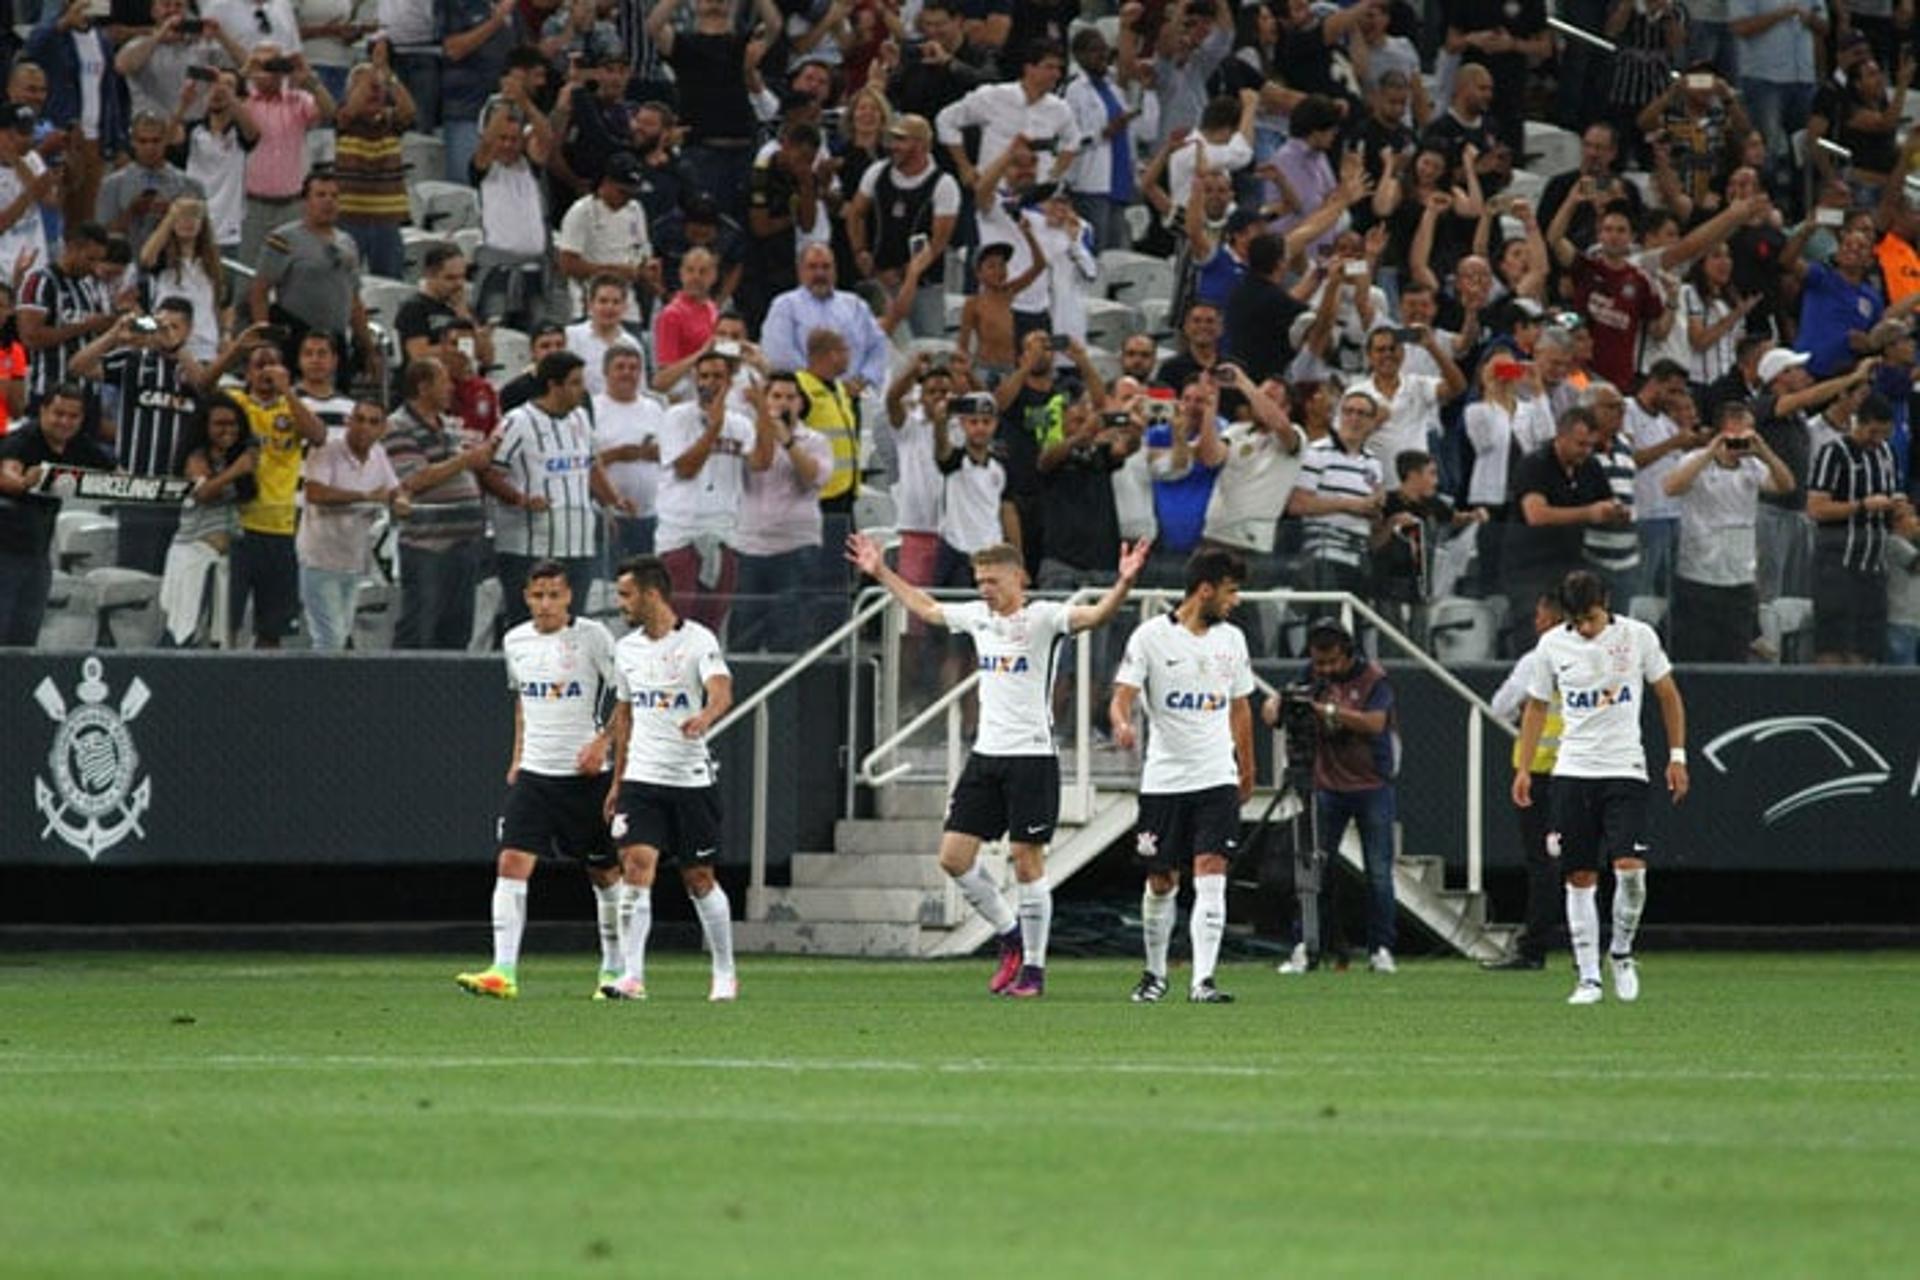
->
[235,391,306,536]
[795,369,859,502]
[1513,691,1564,775]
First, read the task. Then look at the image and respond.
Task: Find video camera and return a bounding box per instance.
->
[1275,682,1324,777]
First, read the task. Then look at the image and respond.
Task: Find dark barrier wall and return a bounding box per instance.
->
[1255,661,1919,874]
[1,653,850,870]
[3,653,1914,873]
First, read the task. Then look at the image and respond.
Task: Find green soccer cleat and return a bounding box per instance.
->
[455,968,518,1000]
[592,971,621,1001]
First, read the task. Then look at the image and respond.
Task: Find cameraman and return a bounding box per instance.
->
[1262,620,1402,974]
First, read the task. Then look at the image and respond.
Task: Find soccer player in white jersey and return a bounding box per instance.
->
[846,530,1152,998]
[600,555,738,1003]
[1513,570,1690,1006]
[1110,549,1256,1004]
[456,561,621,1000]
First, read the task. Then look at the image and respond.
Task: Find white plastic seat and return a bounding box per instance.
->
[37,572,100,649]
[1098,249,1176,308]
[410,181,481,234]
[1083,297,1145,351]
[54,513,117,574]
[1628,594,1668,630]
[351,579,399,652]
[489,326,531,385]
[401,131,447,184]
[1426,596,1498,663]
[85,567,165,648]
[360,276,418,325]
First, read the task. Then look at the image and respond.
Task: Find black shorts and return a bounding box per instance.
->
[231,530,298,641]
[945,753,1060,845]
[1813,566,1889,659]
[498,772,616,868]
[1134,786,1242,874]
[614,780,723,866]
[1550,776,1649,873]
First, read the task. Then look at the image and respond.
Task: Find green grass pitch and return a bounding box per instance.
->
[1,951,1916,1278]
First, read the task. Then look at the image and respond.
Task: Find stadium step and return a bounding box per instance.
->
[791,852,951,889]
[760,886,968,927]
[830,818,946,855]
[732,921,926,957]
[875,782,949,820]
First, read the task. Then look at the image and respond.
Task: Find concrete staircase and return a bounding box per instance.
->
[736,782,1517,961]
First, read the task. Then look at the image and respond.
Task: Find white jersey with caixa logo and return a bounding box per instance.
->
[614,619,731,786]
[1115,613,1254,794]
[1525,614,1671,782]
[504,617,617,777]
[943,599,1072,757]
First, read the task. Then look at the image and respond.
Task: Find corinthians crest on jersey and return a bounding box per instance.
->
[32,657,154,861]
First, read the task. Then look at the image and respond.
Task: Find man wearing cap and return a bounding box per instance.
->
[550,44,633,195]
[1752,345,1877,602]
[845,113,960,340]
[555,151,658,322]
[0,105,54,275]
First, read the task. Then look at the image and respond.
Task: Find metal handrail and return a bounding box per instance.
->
[708,590,893,740]
[859,669,981,787]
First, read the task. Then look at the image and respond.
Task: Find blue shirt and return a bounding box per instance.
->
[1728,0,1823,83]
[1146,421,1220,552]
[1797,261,1882,379]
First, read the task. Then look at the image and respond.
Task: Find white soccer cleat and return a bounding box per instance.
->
[1609,953,1640,1002]
[1567,980,1604,1006]
[1368,948,1397,974]
[708,973,739,1003]
[1275,943,1310,975]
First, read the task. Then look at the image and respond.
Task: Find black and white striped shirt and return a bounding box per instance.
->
[1586,439,1639,574]
[1298,437,1383,567]
[18,265,105,408]
[1808,434,1898,573]
[491,402,600,560]
[101,348,200,477]
[299,389,357,438]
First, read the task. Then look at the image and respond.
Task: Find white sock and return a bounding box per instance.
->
[620,886,653,985]
[952,860,1016,935]
[592,881,622,973]
[1141,885,1177,979]
[694,884,736,979]
[491,877,528,972]
[618,884,638,941]
[1566,883,1601,985]
[1017,878,1052,970]
[1612,867,1647,956]
[1190,874,1227,988]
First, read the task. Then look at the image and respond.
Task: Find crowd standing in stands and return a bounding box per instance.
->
[0,0,1917,668]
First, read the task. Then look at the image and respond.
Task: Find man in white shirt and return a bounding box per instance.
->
[1353,325,1466,475]
[456,561,621,1001]
[733,371,832,653]
[472,102,552,330]
[486,349,633,629]
[555,152,657,319]
[846,529,1150,999]
[1109,548,1256,1004]
[564,275,646,397]
[1513,570,1691,1006]
[935,40,1078,192]
[601,555,738,1004]
[593,346,665,561]
[654,349,761,634]
[1199,369,1301,646]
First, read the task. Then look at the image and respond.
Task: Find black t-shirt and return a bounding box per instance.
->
[1376,490,1456,598]
[1038,439,1123,570]
[1276,20,1340,98]
[1503,443,1610,578]
[1225,276,1306,384]
[670,34,755,142]
[888,60,990,134]
[0,424,115,555]
[998,380,1077,498]
[1154,352,1248,418]
[394,294,458,350]
[1753,392,1811,512]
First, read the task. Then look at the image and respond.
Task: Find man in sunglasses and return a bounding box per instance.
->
[249,168,378,386]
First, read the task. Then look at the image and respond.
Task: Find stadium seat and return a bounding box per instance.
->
[1759,596,1815,664]
[400,228,454,280]
[360,277,417,325]
[1427,596,1498,663]
[489,327,531,383]
[853,490,896,535]
[1629,595,1668,630]
[37,572,100,649]
[401,131,446,184]
[942,291,966,335]
[1138,296,1174,339]
[1123,203,1152,248]
[1505,169,1545,205]
[352,579,399,652]
[1523,121,1580,174]
[1084,344,1120,386]
[451,227,485,260]
[1099,250,1175,307]
[85,567,165,649]
[1083,297,1145,351]
[410,181,481,234]
[54,512,117,574]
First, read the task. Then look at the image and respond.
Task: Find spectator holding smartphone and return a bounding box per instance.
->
[1663,401,1793,661]
[115,0,250,120]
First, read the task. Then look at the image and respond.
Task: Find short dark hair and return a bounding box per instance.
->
[1858,392,1895,424]
[155,297,195,325]
[1395,449,1434,481]
[44,379,89,411]
[1247,232,1286,278]
[535,350,585,390]
[588,273,629,300]
[422,244,465,274]
[780,121,822,151]
[1018,37,1065,69]
[403,357,445,400]
[68,221,110,248]
[1559,405,1599,436]
[1559,568,1609,618]
[301,168,338,197]
[1647,358,1690,384]
[530,322,566,344]
[298,328,340,360]
[1715,399,1757,429]
[1306,620,1355,656]
[525,558,567,584]
[1184,547,1246,597]
[616,555,672,600]
[1199,95,1240,133]
[1536,591,1567,619]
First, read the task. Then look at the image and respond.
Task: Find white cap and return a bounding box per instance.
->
[1756,348,1811,385]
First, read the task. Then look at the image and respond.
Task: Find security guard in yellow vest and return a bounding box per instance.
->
[1484,592,1568,970]
[793,328,860,515]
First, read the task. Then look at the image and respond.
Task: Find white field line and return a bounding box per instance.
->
[0,1050,1913,1088]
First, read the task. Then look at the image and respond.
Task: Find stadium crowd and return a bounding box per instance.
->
[0,0,1918,666]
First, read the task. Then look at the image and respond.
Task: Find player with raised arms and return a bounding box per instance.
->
[1512,569,1689,1006]
[846,531,1152,998]
[1109,548,1257,1004]
[599,555,738,1003]
[457,560,621,1000]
